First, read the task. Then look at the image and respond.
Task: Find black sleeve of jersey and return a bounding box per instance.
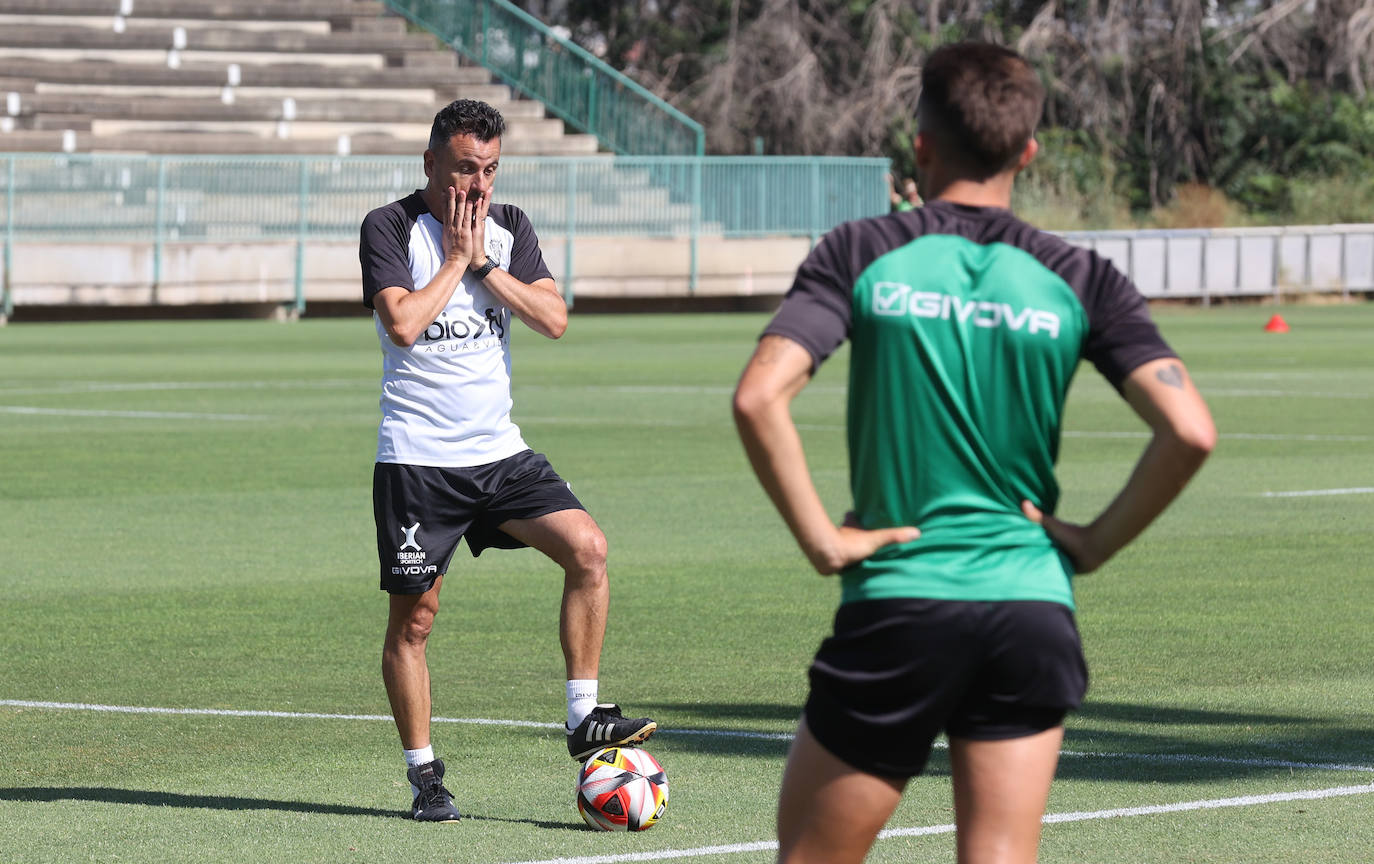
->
[360,204,414,309]
[500,204,555,285]
[1081,252,1179,391]
[761,228,854,370]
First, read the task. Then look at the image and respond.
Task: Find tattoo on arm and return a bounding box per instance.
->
[1156,364,1186,390]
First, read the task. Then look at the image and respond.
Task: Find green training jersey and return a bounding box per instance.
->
[764,201,1176,609]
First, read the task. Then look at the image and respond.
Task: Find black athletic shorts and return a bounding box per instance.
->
[803,598,1088,779]
[373,449,586,594]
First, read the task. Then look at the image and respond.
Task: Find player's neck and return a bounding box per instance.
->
[928,175,1016,207]
[926,175,1015,210]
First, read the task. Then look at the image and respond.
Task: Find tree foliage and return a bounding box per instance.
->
[518,0,1374,225]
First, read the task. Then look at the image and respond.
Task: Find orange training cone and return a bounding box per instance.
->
[1263,314,1290,333]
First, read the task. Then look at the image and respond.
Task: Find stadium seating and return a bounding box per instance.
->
[0,0,817,314]
[0,0,599,155]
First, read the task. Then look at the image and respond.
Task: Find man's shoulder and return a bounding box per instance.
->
[363,192,427,230]
[813,209,931,276]
[915,202,1100,283]
[488,201,533,232]
[996,218,1116,291]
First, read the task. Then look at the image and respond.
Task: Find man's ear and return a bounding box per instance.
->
[422,149,435,180]
[1014,137,1039,173]
[914,131,933,170]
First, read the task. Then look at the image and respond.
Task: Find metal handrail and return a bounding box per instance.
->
[382,0,705,157]
[0,152,890,315]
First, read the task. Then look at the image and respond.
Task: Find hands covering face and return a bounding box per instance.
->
[441,185,490,268]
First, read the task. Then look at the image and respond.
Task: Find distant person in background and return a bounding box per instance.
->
[887,172,917,212]
[887,174,922,212]
[901,175,923,208]
[734,42,1214,864]
[358,99,656,823]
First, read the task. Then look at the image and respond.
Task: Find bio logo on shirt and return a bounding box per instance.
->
[871,281,1060,339]
[420,306,508,354]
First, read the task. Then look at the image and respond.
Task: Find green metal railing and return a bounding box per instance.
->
[383,0,705,158]
[0,153,891,316]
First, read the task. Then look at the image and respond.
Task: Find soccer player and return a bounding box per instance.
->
[359,99,656,823]
[733,43,1215,864]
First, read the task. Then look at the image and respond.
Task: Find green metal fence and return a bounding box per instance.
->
[383,0,705,157]
[0,153,891,317]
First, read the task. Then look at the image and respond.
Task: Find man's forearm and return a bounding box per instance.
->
[480,269,566,339]
[376,259,468,347]
[734,403,844,572]
[1066,357,1216,570]
[734,334,921,575]
[1084,430,1212,565]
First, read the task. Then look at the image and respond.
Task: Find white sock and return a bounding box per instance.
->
[404,745,435,799]
[567,679,599,730]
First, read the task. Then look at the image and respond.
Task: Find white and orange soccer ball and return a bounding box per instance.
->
[575,746,669,831]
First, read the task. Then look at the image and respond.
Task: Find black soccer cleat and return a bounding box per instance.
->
[406,758,462,823]
[566,703,658,761]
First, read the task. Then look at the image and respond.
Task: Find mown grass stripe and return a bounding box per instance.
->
[0,406,268,421]
[496,783,1374,864]
[4,700,1369,773]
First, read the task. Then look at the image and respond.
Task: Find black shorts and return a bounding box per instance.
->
[804,598,1088,779]
[373,450,586,594]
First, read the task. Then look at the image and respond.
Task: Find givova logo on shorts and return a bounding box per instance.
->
[871,281,1060,339]
[394,521,438,577]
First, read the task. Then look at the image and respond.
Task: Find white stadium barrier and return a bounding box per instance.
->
[1061,225,1374,303]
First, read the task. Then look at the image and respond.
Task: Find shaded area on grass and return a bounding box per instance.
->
[636,700,798,759]
[640,701,801,724]
[1057,699,1374,783]
[0,787,403,819]
[0,787,591,831]
[632,698,1374,783]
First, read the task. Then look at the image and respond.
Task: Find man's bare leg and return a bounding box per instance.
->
[776,718,905,864]
[949,726,1063,864]
[382,575,443,750]
[501,509,656,759]
[499,510,608,680]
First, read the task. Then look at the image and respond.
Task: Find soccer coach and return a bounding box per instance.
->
[359,99,655,822]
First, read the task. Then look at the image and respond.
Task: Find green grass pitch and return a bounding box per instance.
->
[1,303,1371,863]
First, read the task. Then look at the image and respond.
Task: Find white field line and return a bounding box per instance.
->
[496,784,1374,864]
[2,401,1364,443]
[6,699,1372,864]
[0,700,788,739]
[2,380,1367,401]
[519,384,849,397]
[0,406,268,421]
[1199,372,1373,381]
[1203,388,1370,400]
[793,427,1373,442]
[1036,781,1374,824]
[0,379,365,396]
[1063,430,1373,443]
[2,700,1369,773]
[1058,747,1374,774]
[1261,487,1374,498]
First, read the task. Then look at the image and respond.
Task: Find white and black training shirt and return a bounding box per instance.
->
[360,191,554,468]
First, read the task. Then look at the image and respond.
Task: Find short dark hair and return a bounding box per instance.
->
[916,42,1045,179]
[429,99,506,152]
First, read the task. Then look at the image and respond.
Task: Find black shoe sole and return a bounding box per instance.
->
[412,812,462,823]
[569,720,658,762]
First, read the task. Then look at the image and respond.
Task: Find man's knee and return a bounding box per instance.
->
[388,596,439,647]
[565,523,608,582]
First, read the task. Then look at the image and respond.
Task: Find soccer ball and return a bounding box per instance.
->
[576,746,669,831]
